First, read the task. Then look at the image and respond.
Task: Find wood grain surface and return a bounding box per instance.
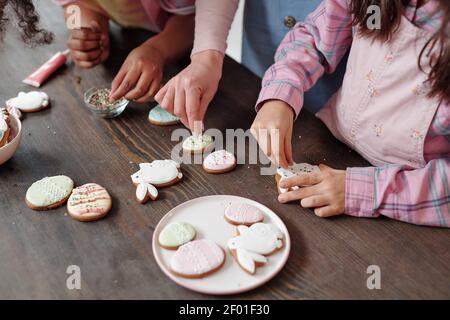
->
[0,2,448,299]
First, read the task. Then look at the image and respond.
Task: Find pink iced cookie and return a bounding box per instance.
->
[202,150,236,174]
[224,203,264,226]
[171,239,225,278]
[67,183,112,222]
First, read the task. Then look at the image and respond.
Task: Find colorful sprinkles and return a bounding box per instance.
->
[88,88,125,110]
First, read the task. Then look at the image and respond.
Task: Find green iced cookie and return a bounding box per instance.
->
[26,175,74,210]
[182,134,214,153]
[159,222,196,249]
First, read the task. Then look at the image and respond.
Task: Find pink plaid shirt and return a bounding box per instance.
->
[257,0,450,227]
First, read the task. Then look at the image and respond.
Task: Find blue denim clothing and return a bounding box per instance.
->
[242,0,347,112]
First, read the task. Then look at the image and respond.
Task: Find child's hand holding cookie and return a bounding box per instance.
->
[278,164,346,218]
[109,42,164,103]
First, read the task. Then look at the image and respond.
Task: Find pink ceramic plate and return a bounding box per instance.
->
[152,195,291,295]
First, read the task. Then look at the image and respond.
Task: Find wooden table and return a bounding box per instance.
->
[0,2,448,300]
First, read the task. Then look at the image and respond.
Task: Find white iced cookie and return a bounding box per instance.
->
[135,182,159,204]
[276,163,320,194]
[202,149,236,174]
[7,91,50,113]
[131,160,182,204]
[235,248,267,275]
[26,175,74,211]
[182,135,214,153]
[228,223,283,274]
[158,222,196,249]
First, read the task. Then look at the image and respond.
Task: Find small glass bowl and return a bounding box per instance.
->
[83,87,129,119]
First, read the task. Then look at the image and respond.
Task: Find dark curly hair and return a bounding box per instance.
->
[0,0,53,45]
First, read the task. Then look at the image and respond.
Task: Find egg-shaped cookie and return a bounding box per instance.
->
[26,175,74,210]
[159,222,196,249]
[67,183,112,222]
[182,135,214,154]
[224,203,264,226]
[171,239,225,278]
[203,150,236,174]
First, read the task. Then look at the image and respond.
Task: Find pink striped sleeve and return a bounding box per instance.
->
[256,0,353,117]
[346,159,450,228]
[192,0,239,55]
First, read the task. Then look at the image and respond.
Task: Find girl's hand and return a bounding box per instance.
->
[154,50,223,134]
[278,164,346,217]
[250,100,295,168]
[109,42,165,102]
[67,20,110,69]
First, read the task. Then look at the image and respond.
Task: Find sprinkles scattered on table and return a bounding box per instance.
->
[88,88,125,110]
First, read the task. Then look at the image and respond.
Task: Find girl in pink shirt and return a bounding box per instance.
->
[55,0,195,102]
[252,0,449,227]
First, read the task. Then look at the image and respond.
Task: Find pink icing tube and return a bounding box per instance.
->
[22,49,70,87]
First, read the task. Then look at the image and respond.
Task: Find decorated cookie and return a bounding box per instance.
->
[67,183,112,222]
[171,239,225,278]
[0,108,11,148]
[224,203,264,226]
[182,135,214,154]
[203,150,236,174]
[6,105,22,120]
[148,105,180,126]
[228,223,283,274]
[26,175,74,211]
[7,91,49,113]
[234,248,267,275]
[276,163,320,194]
[131,160,182,204]
[158,222,196,249]
[136,182,159,204]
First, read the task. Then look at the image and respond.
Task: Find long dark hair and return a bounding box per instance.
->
[350,0,450,103]
[0,0,53,45]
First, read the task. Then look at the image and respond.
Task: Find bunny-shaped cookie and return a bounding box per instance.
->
[228,223,283,274]
[131,160,182,204]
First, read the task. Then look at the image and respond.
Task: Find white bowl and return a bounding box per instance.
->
[0,115,22,165]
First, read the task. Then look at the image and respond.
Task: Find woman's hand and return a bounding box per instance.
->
[278,164,346,217]
[109,42,165,102]
[155,50,224,134]
[250,100,295,168]
[67,20,110,69]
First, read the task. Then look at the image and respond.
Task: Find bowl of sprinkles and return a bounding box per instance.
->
[84,87,129,118]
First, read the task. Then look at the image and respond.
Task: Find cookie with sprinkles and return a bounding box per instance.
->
[202,149,236,174]
[182,134,214,154]
[67,183,112,222]
[275,163,320,194]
